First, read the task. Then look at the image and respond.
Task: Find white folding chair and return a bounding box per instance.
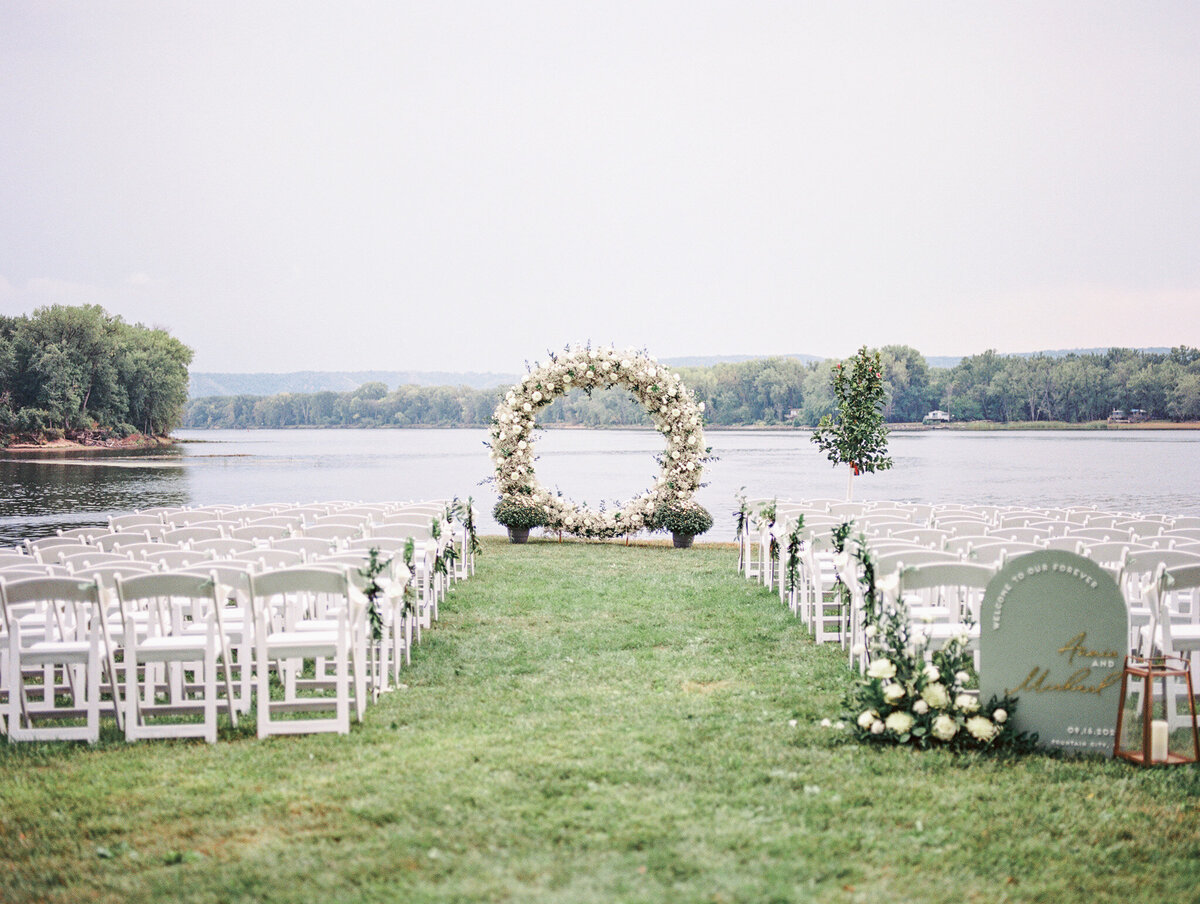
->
[114,571,240,743]
[249,567,368,737]
[1,576,116,742]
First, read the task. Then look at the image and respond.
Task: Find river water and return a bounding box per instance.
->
[2,428,1199,546]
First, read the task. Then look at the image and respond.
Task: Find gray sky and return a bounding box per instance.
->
[2,2,1198,373]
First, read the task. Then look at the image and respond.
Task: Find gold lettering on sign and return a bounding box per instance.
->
[1057,633,1121,666]
[1006,632,1123,696]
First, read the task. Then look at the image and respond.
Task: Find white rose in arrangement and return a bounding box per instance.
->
[851,643,866,657]
[932,715,958,741]
[523,403,532,412]
[885,711,914,735]
[864,625,877,638]
[993,708,1008,724]
[857,709,878,729]
[954,693,979,713]
[966,716,998,742]
[923,664,940,683]
[883,683,905,704]
[921,683,950,709]
[517,440,527,450]
[955,671,971,686]
[912,699,929,715]
[866,658,897,680]
[877,573,900,596]
[870,720,885,735]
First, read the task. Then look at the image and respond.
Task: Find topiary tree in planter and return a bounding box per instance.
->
[652,499,714,549]
[493,495,545,544]
[811,346,893,500]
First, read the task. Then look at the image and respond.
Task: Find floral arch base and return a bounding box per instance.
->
[489,345,708,539]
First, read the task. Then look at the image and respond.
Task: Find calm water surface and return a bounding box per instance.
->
[2,428,1199,546]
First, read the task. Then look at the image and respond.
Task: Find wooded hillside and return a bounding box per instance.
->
[183,345,1200,429]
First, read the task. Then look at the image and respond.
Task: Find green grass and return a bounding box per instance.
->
[2,538,1198,903]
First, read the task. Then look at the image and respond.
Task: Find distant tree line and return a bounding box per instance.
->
[183,345,1200,429]
[0,304,193,443]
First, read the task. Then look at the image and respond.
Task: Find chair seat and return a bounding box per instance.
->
[21,639,93,663]
[265,630,338,659]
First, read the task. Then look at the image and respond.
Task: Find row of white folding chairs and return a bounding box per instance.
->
[0,561,417,744]
[763,512,1200,670]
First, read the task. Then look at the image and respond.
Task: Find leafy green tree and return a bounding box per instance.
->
[811,347,893,499]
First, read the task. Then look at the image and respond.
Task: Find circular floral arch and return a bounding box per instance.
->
[489,345,708,539]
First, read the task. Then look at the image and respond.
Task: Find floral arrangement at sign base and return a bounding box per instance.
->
[836,524,1036,752]
[488,344,711,540]
[651,498,714,548]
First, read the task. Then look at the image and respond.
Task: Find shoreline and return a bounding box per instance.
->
[1,434,175,453]
[176,420,1200,433]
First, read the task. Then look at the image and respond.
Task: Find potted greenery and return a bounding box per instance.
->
[492,495,545,544]
[653,499,714,548]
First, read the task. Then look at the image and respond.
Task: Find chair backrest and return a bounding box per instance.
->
[898,562,995,592]
[365,523,430,541]
[93,530,150,551]
[164,511,224,527]
[241,515,305,530]
[306,514,373,530]
[229,548,305,571]
[0,551,35,568]
[1065,527,1135,543]
[249,564,354,600]
[110,513,164,531]
[1,565,71,581]
[228,523,292,542]
[190,538,258,557]
[83,562,157,587]
[1041,537,1085,553]
[965,540,1042,567]
[58,551,132,571]
[875,549,960,575]
[57,526,110,541]
[1083,541,1152,568]
[162,526,226,545]
[143,549,217,570]
[24,537,93,560]
[110,541,180,558]
[271,537,338,559]
[295,523,362,542]
[887,528,952,549]
[114,571,225,640]
[987,527,1052,544]
[0,575,100,637]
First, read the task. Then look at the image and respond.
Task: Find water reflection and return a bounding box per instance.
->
[0,448,189,544]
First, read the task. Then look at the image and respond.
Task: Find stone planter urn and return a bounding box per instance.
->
[507,527,531,544]
[672,532,695,549]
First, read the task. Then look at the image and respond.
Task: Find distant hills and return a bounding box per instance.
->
[188,348,1173,399]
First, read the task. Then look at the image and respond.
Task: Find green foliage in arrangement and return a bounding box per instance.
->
[1,540,1198,904]
[491,494,546,530]
[356,547,391,641]
[812,346,893,485]
[650,499,714,537]
[0,304,193,444]
[838,526,1035,753]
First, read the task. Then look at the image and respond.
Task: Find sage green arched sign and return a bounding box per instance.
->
[980,551,1128,757]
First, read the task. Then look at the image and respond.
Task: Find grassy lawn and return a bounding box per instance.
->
[2,537,1199,903]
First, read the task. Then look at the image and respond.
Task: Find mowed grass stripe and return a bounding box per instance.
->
[1,538,1198,904]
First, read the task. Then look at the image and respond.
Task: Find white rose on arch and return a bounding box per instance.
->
[489,346,708,539]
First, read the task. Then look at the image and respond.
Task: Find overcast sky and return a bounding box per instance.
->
[2,2,1197,374]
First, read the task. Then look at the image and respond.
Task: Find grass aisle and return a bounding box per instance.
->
[2,538,1199,903]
